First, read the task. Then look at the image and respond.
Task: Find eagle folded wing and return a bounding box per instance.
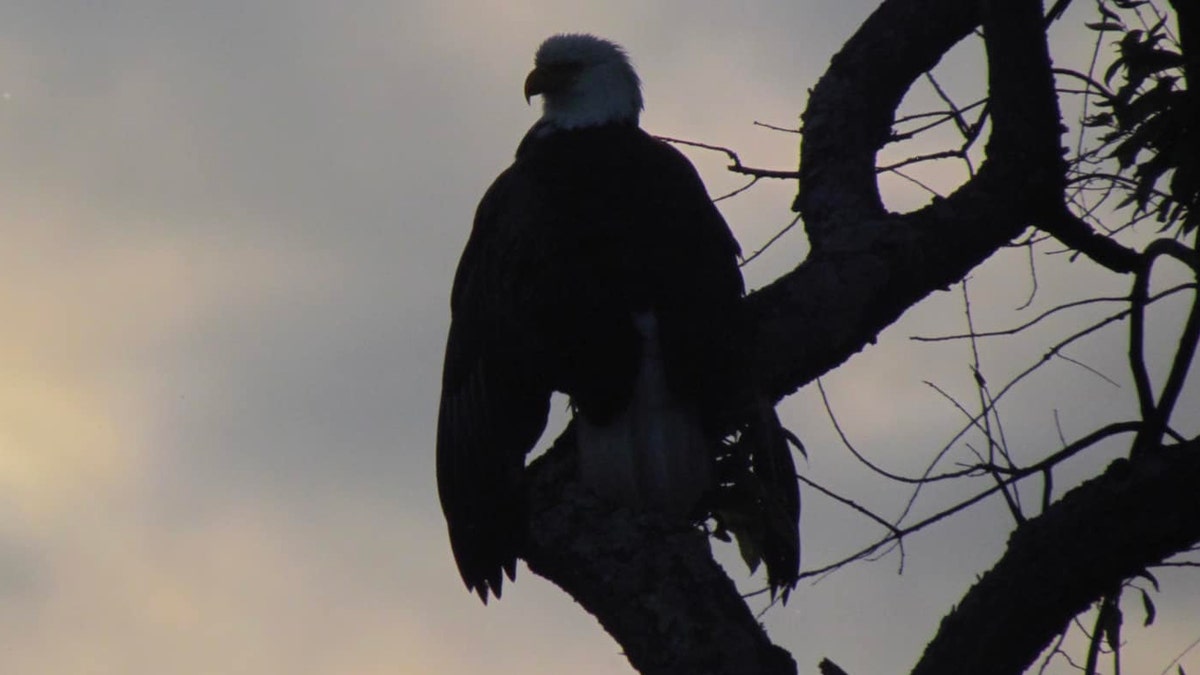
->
[436,174,552,603]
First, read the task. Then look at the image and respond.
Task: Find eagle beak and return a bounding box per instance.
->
[524,67,547,104]
[524,64,576,104]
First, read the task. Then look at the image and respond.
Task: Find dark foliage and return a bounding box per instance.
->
[1083,1,1199,232]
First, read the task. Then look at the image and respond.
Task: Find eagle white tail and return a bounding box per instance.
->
[577,312,712,516]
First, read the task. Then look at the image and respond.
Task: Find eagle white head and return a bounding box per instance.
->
[525,34,644,130]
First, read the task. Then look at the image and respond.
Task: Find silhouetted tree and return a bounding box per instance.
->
[514,1,1200,673]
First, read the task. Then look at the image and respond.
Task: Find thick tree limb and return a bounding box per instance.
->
[514,2,1200,674]
[523,431,796,675]
[910,437,1200,675]
[791,0,978,229]
[520,0,1067,669]
[750,0,1067,400]
[1036,208,1142,274]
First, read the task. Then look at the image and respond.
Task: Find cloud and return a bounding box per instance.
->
[0,1,1196,673]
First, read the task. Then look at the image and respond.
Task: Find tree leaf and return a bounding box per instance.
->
[1140,587,1157,626]
[1135,568,1160,591]
[1083,112,1115,127]
[1103,602,1123,652]
[1098,3,1123,23]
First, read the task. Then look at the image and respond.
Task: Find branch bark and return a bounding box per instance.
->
[524,431,796,675]
[515,1,1200,673]
[910,437,1200,675]
[749,0,1069,401]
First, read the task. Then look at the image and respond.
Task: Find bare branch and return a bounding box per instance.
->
[1134,239,1200,453]
[798,422,1141,581]
[655,136,800,180]
[817,379,978,484]
[795,474,903,548]
[911,438,1200,675]
[715,176,762,202]
[910,283,1197,342]
[740,215,802,268]
[876,149,967,173]
[753,120,801,134]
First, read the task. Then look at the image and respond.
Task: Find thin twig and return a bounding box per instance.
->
[911,284,1197,342]
[739,214,802,268]
[962,281,1025,522]
[752,120,800,134]
[881,168,945,198]
[796,474,899,535]
[890,100,987,143]
[925,73,970,137]
[818,379,961,484]
[655,135,800,179]
[1057,351,1122,387]
[714,176,761,202]
[797,422,1140,579]
[1037,627,1073,675]
[1137,239,1200,453]
[1158,632,1200,675]
[877,149,965,173]
[1018,238,1040,310]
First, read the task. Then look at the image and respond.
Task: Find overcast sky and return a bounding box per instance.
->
[1,1,1197,673]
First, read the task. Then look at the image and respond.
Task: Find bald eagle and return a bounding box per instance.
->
[437,34,799,603]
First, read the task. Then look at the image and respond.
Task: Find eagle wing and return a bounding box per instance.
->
[437,169,553,603]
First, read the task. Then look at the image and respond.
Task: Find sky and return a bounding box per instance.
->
[0,1,1197,674]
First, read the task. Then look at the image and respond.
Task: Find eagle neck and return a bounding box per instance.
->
[515,120,641,158]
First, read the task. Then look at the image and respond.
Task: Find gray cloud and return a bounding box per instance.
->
[0,1,1196,673]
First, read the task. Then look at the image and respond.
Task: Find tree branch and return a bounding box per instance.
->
[792,0,978,228]
[522,430,797,675]
[910,437,1200,675]
[749,0,1068,400]
[1035,207,1142,274]
[513,3,1189,674]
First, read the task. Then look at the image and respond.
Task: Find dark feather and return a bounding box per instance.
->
[711,398,801,601]
[437,124,754,601]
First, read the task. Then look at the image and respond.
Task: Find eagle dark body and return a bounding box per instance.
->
[438,123,745,600]
[437,33,799,604]
[507,123,745,421]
